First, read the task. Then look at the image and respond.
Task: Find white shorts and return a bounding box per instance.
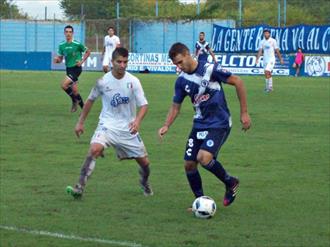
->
[102,56,112,67]
[263,60,275,72]
[91,125,147,159]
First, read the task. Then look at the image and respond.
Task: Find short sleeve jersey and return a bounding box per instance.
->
[104,35,120,59]
[88,71,148,132]
[195,41,211,62]
[258,37,278,63]
[57,40,87,68]
[173,61,232,129]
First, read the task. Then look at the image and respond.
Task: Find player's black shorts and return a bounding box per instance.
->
[184,128,231,161]
[66,66,82,83]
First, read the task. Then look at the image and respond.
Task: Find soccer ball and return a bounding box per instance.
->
[192,196,217,219]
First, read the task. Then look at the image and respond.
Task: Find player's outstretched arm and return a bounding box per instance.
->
[226,75,251,131]
[158,103,181,139]
[75,99,94,138]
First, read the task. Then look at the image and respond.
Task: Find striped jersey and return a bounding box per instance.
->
[173,61,232,129]
[195,41,211,61]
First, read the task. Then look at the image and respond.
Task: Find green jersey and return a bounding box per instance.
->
[57,40,88,68]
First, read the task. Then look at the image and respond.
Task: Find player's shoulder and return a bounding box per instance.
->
[72,39,83,45]
[58,41,67,48]
[124,71,140,83]
[95,76,106,87]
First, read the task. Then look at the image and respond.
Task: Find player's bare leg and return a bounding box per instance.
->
[72,83,84,109]
[264,70,273,92]
[61,78,78,112]
[66,143,103,198]
[185,160,200,211]
[198,149,239,207]
[136,156,153,196]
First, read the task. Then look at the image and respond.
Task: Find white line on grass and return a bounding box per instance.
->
[0,225,145,247]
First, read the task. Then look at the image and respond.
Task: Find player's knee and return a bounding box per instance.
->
[89,146,103,158]
[61,84,68,90]
[136,156,149,167]
[185,161,197,171]
[197,155,212,167]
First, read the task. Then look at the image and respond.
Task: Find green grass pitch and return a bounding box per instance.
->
[0,70,329,247]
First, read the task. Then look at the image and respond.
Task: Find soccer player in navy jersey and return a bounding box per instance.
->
[195,32,217,63]
[158,42,251,207]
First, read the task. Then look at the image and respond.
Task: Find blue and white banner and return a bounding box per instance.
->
[304,56,330,77]
[127,53,176,73]
[215,54,290,75]
[49,52,329,77]
[51,52,177,73]
[212,24,330,54]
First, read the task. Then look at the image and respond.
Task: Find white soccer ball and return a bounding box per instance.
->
[192,196,217,219]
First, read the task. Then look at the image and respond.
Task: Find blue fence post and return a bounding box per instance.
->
[80,20,84,43]
[25,20,28,52]
[129,19,132,52]
[53,19,56,52]
[176,21,178,42]
[34,20,38,51]
[278,0,281,27]
[193,20,196,51]
[163,20,166,53]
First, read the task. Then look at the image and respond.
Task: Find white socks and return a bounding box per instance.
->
[265,77,273,91]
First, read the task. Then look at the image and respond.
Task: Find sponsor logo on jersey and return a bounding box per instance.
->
[105,86,112,92]
[110,93,129,107]
[197,131,208,140]
[194,93,210,105]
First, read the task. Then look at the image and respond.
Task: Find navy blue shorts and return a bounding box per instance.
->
[66,66,82,83]
[184,128,231,161]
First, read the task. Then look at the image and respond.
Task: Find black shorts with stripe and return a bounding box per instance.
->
[66,66,82,83]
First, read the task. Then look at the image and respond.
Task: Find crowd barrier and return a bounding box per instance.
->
[1,51,329,77]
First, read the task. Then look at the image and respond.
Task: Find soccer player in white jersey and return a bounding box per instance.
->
[66,47,153,198]
[256,28,284,92]
[102,26,121,73]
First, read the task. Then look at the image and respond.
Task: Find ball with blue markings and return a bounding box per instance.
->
[192,196,217,219]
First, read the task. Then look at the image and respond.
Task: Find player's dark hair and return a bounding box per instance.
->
[112,47,128,60]
[64,25,74,32]
[107,26,115,32]
[200,32,205,35]
[168,42,190,60]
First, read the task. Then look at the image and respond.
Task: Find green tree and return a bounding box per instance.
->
[60,0,329,25]
[60,0,116,20]
[0,0,28,19]
[60,0,195,20]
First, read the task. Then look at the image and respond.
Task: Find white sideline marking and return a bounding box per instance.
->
[0,225,144,247]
